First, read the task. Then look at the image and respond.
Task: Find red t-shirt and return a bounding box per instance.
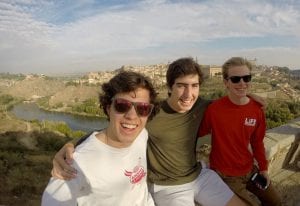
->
[198,96,268,176]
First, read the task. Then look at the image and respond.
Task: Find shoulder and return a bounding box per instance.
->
[139,128,148,140]
[75,130,100,147]
[131,128,149,147]
[249,99,264,111]
[207,96,226,108]
[74,132,101,155]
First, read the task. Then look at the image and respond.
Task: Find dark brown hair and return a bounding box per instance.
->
[166,57,203,96]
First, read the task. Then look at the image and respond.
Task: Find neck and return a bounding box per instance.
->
[228,94,249,105]
[104,128,131,148]
[166,98,185,113]
[166,98,178,111]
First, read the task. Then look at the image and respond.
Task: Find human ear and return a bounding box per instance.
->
[106,105,111,115]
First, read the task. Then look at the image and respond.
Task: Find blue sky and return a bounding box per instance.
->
[0,0,299,75]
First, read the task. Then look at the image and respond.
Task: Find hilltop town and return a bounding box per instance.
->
[1,59,300,105]
[78,61,300,101]
[1,62,299,110]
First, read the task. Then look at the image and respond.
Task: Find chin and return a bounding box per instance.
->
[239,94,247,98]
[184,103,194,109]
[178,106,192,113]
[234,92,247,97]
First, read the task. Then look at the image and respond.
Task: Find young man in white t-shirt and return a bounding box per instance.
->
[42,71,159,206]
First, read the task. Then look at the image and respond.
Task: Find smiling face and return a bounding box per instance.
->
[167,74,200,113]
[224,65,251,104]
[105,88,150,148]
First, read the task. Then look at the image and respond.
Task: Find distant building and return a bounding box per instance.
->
[201,65,222,78]
[248,58,257,68]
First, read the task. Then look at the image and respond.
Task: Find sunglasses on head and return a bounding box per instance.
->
[227,74,252,83]
[112,98,154,117]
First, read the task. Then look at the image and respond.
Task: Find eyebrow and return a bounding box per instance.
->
[175,82,199,86]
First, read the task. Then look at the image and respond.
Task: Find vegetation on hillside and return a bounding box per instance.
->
[31,119,86,138]
[265,100,300,129]
[0,130,71,206]
[0,72,25,80]
[0,109,85,205]
[70,97,105,116]
[0,94,22,111]
[36,96,51,109]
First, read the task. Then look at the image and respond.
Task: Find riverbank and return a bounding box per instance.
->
[37,103,105,118]
[10,102,107,132]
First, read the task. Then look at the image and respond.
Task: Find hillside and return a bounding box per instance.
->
[5,77,65,100]
[0,76,100,115]
[0,129,71,206]
[290,69,300,77]
[48,85,99,108]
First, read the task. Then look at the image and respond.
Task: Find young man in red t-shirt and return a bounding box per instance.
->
[198,57,281,206]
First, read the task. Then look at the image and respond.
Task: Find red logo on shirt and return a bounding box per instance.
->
[124,165,146,184]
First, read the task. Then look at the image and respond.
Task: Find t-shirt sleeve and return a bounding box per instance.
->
[75,131,96,147]
[41,161,91,206]
[198,105,212,137]
[42,177,79,205]
[250,110,268,171]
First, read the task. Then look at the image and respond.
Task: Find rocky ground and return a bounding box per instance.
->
[272,167,300,206]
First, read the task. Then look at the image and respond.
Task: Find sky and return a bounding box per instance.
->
[0,0,300,75]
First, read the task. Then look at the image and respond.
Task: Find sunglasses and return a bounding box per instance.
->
[227,75,252,83]
[112,98,154,117]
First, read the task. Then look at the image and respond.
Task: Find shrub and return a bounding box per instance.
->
[35,131,71,151]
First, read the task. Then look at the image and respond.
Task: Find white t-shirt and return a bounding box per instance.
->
[42,128,154,206]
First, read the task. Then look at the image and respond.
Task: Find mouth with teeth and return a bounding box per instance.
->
[121,123,138,129]
[234,87,247,94]
[179,99,193,107]
[120,122,140,141]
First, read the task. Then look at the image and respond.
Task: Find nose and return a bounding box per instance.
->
[182,86,192,98]
[239,78,248,84]
[124,105,138,118]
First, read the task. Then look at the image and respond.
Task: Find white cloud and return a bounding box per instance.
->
[0,0,299,74]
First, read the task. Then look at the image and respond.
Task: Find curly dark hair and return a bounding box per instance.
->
[99,71,159,121]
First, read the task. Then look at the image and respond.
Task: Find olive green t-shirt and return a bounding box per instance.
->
[146,97,211,185]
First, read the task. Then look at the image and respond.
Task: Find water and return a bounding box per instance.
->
[11,103,108,132]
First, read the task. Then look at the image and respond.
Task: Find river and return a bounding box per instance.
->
[11,103,108,132]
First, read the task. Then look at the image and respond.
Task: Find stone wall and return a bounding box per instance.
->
[265,117,300,177]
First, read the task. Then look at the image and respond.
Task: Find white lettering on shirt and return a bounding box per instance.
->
[244,118,256,126]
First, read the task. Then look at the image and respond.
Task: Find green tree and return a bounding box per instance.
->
[265,100,295,129]
[71,98,103,116]
[0,94,14,105]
